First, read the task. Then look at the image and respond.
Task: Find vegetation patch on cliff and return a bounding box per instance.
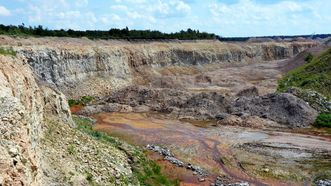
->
[68,96,94,107]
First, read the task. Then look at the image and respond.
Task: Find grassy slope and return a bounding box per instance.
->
[278,47,331,99]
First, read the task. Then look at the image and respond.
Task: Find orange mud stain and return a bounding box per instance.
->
[70,104,84,114]
[146,151,216,186]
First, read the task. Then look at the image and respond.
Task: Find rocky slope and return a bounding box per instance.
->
[0,55,154,185]
[0,55,73,185]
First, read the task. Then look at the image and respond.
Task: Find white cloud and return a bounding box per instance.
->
[110,5,128,11]
[127,11,142,19]
[57,11,81,19]
[6,0,330,36]
[174,1,191,14]
[0,6,11,16]
[208,0,331,36]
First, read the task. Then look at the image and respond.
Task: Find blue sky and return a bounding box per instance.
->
[0,0,330,37]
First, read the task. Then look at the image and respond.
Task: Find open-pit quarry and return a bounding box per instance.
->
[1,36,330,186]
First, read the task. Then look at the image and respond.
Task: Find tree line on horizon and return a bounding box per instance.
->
[0,24,217,40]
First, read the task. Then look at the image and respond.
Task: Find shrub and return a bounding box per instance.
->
[68,95,94,107]
[304,53,313,63]
[0,47,16,56]
[85,172,93,182]
[315,113,331,128]
[67,144,76,155]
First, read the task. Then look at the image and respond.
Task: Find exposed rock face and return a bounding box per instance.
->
[0,56,72,185]
[19,48,132,98]
[0,56,44,185]
[41,86,74,126]
[2,37,316,98]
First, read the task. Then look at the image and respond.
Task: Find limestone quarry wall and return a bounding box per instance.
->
[2,37,315,98]
[0,55,72,185]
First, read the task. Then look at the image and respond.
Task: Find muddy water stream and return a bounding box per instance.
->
[92,112,331,186]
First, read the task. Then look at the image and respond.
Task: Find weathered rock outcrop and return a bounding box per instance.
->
[0,56,72,185]
[0,55,76,185]
[0,55,141,185]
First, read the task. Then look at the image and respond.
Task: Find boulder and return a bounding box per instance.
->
[236,86,259,97]
[217,115,243,126]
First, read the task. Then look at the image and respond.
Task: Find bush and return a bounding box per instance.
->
[85,172,93,182]
[304,53,313,63]
[68,95,94,107]
[315,113,331,128]
[67,144,76,155]
[0,47,16,56]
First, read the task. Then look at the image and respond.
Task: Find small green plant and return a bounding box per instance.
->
[0,47,16,56]
[304,53,313,63]
[315,113,331,128]
[68,96,94,107]
[21,158,28,165]
[67,144,76,155]
[86,172,93,182]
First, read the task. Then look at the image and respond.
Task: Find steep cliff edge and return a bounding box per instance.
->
[0,55,73,185]
[0,36,316,98]
[0,56,130,185]
[0,54,173,186]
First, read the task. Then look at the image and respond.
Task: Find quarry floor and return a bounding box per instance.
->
[74,58,331,185]
[91,112,331,186]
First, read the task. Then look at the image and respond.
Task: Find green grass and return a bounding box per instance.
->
[72,115,179,186]
[68,95,94,107]
[0,47,16,56]
[67,144,76,155]
[315,113,331,128]
[73,116,120,146]
[278,47,331,100]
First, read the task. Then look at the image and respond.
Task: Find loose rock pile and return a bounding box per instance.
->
[211,176,250,186]
[286,87,331,113]
[316,179,331,186]
[79,86,319,128]
[146,144,208,180]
